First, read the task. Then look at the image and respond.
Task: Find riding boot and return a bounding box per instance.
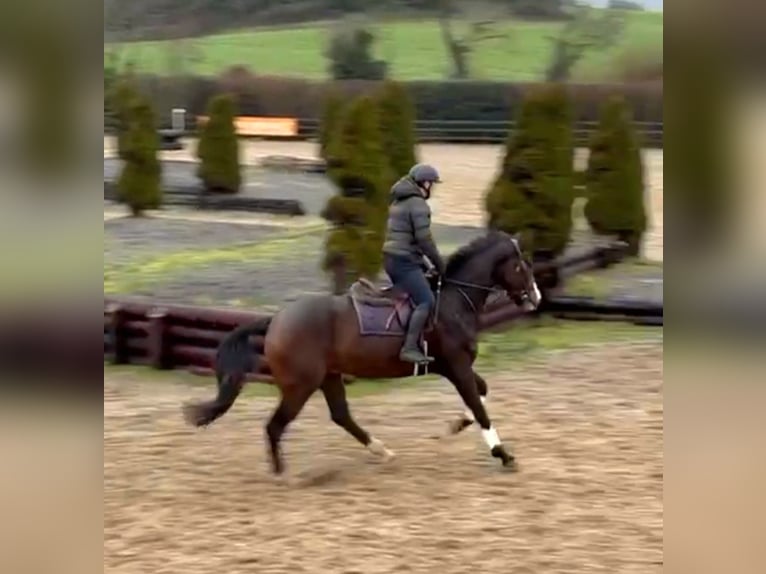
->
[400,306,434,364]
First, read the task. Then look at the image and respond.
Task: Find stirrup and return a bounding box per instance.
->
[400,348,433,364]
[401,341,433,377]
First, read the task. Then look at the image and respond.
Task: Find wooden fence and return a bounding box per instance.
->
[102,242,662,381]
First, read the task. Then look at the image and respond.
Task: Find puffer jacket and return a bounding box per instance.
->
[382,176,445,273]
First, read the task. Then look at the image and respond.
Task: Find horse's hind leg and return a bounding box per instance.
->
[266,385,315,475]
[321,374,395,460]
[449,370,488,435]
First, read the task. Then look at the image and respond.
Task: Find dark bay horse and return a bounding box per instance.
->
[183,230,541,474]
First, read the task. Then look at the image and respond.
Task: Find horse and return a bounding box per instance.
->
[182,229,542,474]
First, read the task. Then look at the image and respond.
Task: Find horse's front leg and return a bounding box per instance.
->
[449,370,488,434]
[444,362,515,469]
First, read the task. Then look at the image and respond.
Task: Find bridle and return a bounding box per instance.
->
[436,238,530,314]
[441,277,504,314]
[436,238,534,315]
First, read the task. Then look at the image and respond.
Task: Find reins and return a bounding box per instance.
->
[430,235,527,321]
[443,278,502,293]
[440,278,505,315]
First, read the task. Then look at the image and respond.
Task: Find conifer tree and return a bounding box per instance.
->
[584,95,647,255]
[376,79,418,183]
[196,93,241,194]
[321,95,393,292]
[117,96,162,216]
[485,84,575,260]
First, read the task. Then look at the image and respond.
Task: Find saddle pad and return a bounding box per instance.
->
[350,296,411,336]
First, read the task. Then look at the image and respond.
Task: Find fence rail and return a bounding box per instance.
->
[101,242,663,380]
[103,181,306,215]
[298,119,664,146]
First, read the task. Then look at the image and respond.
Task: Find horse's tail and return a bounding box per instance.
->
[182,316,273,428]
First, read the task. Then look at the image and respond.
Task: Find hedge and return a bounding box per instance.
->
[128,73,663,129]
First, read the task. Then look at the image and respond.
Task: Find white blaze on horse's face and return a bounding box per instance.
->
[529,275,542,309]
[510,236,542,309]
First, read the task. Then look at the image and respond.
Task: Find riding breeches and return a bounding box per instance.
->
[383,254,435,313]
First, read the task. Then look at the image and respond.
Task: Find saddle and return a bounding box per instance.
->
[348,278,411,307]
[348,277,439,338]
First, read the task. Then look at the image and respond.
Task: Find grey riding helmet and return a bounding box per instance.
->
[408,163,442,186]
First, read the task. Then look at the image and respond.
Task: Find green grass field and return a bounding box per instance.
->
[104,224,326,295]
[106,12,662,81]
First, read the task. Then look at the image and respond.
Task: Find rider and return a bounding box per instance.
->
[382,163,446,364]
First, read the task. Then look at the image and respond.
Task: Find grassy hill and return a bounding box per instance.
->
[106,12,662,82]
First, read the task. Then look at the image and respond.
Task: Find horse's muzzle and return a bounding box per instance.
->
[515,282,542,312]
[529,280,542,309]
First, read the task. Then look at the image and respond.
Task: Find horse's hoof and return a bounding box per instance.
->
[368,438,396,461]
[268,473,292,487]
[271,460,285,476]
[491,445,517,470]
[449,417,473,435]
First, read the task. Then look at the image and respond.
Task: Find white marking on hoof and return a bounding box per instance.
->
[367,437,395,460]
[481,426,501,450]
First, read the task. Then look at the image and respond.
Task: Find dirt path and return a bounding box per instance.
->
[104,342,662,574]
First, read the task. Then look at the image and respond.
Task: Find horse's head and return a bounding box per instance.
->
[443,230,543,313]
[491,233,542,311]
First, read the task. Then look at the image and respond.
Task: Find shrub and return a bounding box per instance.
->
[375,80,418,182]
[117,96,162,215]
[485,83,575,260]
[584,95,647,255]
[326,26,388,80]
[109,76,142,160]
[196,93,241,194]
[321,95,392,291]
[318,88,345,163]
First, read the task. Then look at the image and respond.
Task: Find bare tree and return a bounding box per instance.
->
[433,0,508,79]
[545,5,625,82]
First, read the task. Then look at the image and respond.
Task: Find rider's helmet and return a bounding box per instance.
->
[408,163,442,187]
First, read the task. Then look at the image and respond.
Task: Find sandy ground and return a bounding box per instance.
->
[104,138,664,262]
[104,342,663,574]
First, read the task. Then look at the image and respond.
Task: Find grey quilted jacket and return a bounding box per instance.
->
[382,176,445,273]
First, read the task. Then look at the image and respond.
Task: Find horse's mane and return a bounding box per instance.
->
[444,230,506,277]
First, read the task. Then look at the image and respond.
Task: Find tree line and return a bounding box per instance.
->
[106,0,584,41]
